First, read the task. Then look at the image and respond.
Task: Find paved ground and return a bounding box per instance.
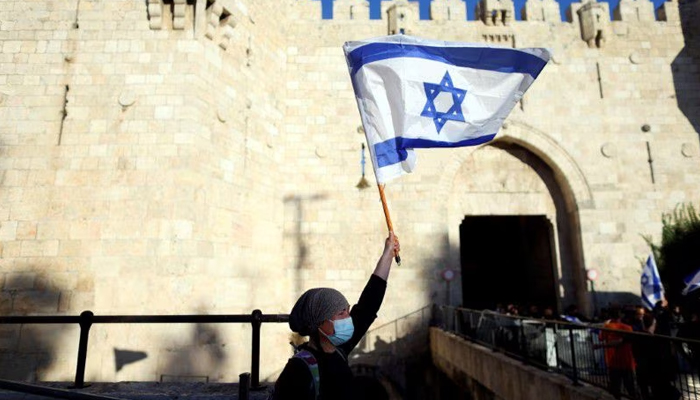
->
[0,382,274,400]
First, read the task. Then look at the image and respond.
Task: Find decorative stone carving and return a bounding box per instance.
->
[147,0,164,30]
[577,1,608,48]
[220,17,236,50]
[629,52,643,64]
[216,107,228,123]
[205,1,224,40]
[601,143,615,158]
[172,0,187,30]
[681,143,696,158]
[477,0,515,26]
[118,91,136,108]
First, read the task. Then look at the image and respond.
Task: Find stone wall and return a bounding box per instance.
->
[1,0,699,384]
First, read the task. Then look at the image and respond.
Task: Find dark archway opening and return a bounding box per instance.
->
[460,215,557,311]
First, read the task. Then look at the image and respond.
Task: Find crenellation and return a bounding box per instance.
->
[522,0,561,22]
[613,0,656,22]
[430,0,468,21]
[657,0,680,23]
[333,0,358,20]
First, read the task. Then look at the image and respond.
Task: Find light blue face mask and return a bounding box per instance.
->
[321,316,354,346]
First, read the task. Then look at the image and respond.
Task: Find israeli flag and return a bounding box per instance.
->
[343,35,551,183]
[641,254,665,310]
[682,268,700,296]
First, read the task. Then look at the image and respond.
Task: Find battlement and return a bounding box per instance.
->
[325,0,681,24]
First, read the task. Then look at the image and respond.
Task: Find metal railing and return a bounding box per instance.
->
[0,310,289,393]
[434,305,700,399]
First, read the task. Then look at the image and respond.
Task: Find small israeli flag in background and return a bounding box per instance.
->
[343,35,551,183]
[682,268,700,296]
[641,254,665,310]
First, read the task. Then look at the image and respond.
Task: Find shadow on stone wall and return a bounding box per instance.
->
[114,348,148,372]
[283,194,327,299]
[160,322,228,382]
[0,273,68,381]
[672,0,700,140]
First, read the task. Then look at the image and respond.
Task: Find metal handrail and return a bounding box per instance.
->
[435,305,700,400]
[0,310,290,390]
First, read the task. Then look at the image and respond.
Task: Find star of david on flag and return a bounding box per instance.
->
[421,72,467,133]
[343,35,551,184]
[641,253,665,310]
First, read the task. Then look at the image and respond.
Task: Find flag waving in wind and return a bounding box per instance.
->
[682,268,700,296]
[641,254,665,310]
[343,35,551,183]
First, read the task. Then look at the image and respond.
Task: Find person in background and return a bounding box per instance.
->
[271,233,399,400]
[595,307,638,399]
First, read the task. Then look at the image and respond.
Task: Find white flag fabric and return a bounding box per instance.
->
[343,35,551,184]
[682,268,700,296]
[641,254,665,310]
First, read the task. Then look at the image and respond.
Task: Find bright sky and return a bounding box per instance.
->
[316,0,668,21]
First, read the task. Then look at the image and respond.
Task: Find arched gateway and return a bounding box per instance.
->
[443,121,595,315]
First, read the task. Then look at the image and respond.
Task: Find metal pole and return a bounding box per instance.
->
[73,311,94,389]
[568,327,579,385]
[238,372,251,400]
[520,321,529,363]
[250,309,262,389]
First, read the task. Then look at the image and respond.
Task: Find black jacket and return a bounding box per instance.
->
[273,274,387,400]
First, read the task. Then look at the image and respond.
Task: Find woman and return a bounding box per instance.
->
[272,233,399,400]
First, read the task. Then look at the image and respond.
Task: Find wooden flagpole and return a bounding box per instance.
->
[377,183,401,265]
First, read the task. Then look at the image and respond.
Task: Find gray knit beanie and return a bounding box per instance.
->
[289,288,350,336]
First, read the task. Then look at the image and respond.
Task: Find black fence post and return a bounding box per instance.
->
[239,372,251,400]
[73,310,94,389]
[520,321,529,364]
[251,309,262,389]
[568,327,579,385]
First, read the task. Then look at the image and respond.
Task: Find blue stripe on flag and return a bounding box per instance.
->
[374,134,497,168]
[348,43,548,79]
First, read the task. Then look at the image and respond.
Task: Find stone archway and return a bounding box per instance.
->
[442,122,593,314]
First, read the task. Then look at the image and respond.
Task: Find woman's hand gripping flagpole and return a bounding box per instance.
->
[377,184,401,266]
